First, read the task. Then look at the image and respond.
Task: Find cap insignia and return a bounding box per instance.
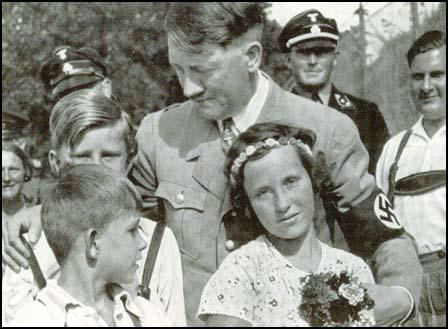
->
[310,24,321,34]
[56,48,67,60]
[62,62,75,75]
[307,13,319,23]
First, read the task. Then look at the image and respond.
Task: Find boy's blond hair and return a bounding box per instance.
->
[41,163,142,265]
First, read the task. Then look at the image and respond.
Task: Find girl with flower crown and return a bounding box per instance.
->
[196,123,375,326]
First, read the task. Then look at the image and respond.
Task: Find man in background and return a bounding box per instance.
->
[376,30,446,327]
[278,9,389,175]
[40,45,112,101]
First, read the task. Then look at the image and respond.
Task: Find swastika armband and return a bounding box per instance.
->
[335,187,405,259]
[373,193,402,230]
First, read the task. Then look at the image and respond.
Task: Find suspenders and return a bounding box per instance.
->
[23,221,166,301]
[387,129,446,207]
[20,234,47,290]
[387,129,413,206]
[137,197,166,300]
[22,201,166,327]
[138,220,166,300]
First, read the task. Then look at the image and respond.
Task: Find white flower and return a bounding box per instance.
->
[338,283,365,306]
[238,152,247,163]
[245,145,257,156]
[265,138,277,147]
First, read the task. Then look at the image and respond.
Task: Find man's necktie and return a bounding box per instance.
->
[221,118,237,154]
[311,92,323,104]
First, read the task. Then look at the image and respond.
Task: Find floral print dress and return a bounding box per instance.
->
[197,235,374,327]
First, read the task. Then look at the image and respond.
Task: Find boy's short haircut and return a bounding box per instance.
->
[49,88,135,157]
[41,163,142,265]
[407,30,446,66]
[164,2,267,53]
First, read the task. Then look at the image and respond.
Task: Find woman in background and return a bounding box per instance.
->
[2,142,33,279]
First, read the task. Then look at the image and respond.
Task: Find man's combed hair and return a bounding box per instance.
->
[50,88,135,158]
[164,2,268,53]
[41,163,142,265]
[407,30,446,66]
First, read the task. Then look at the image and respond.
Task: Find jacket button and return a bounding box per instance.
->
[225,240,235,251]
[175,192,185,204]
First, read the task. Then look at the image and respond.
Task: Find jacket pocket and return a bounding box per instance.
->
[155,180,206,260]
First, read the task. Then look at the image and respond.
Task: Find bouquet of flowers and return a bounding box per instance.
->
[299,271,375,327]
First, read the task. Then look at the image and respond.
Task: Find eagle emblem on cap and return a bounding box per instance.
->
[307,13,319,22]
[56,48,68,60]
[62,62,75,75]
[311,24,321,34]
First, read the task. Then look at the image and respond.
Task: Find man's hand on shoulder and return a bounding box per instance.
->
[2,205,42,272]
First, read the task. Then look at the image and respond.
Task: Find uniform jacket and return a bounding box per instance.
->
[292,84,390,175]
[130,74,421,326]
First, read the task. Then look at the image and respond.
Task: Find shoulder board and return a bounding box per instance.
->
[334,92,355,110]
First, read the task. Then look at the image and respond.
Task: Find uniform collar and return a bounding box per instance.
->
[329,84,355,110]
[218,70,269,134]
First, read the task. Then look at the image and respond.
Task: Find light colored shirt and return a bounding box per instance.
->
[197,235,375,326]
[376,117,446,255]
[218,70,269,135]
[7,280,170,327]
[2,205,186,326]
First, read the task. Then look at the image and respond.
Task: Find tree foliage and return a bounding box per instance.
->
[2,2,287,172]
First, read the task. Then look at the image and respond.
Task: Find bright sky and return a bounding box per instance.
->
[268,2,389,31]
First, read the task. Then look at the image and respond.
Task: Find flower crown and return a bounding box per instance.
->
[230,136,313,186]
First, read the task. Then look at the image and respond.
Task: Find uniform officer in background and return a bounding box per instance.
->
[278,9,390,175]
[40,45,112,101]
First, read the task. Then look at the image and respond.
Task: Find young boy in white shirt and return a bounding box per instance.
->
[9,164,171,327]
[2,89,185,326]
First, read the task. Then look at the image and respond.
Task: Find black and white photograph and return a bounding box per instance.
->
[2,2,446,327]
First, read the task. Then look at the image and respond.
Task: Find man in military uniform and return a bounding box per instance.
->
[278,9,390,175]
[4,4,421,326]
[128,3,420,326]
[40,45,112,101]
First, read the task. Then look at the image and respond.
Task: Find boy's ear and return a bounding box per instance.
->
[86,229,100,261]
[243,41,263,74]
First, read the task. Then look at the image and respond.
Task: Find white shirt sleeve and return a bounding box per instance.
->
[134,296,173,327]
[6,301,56,327]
